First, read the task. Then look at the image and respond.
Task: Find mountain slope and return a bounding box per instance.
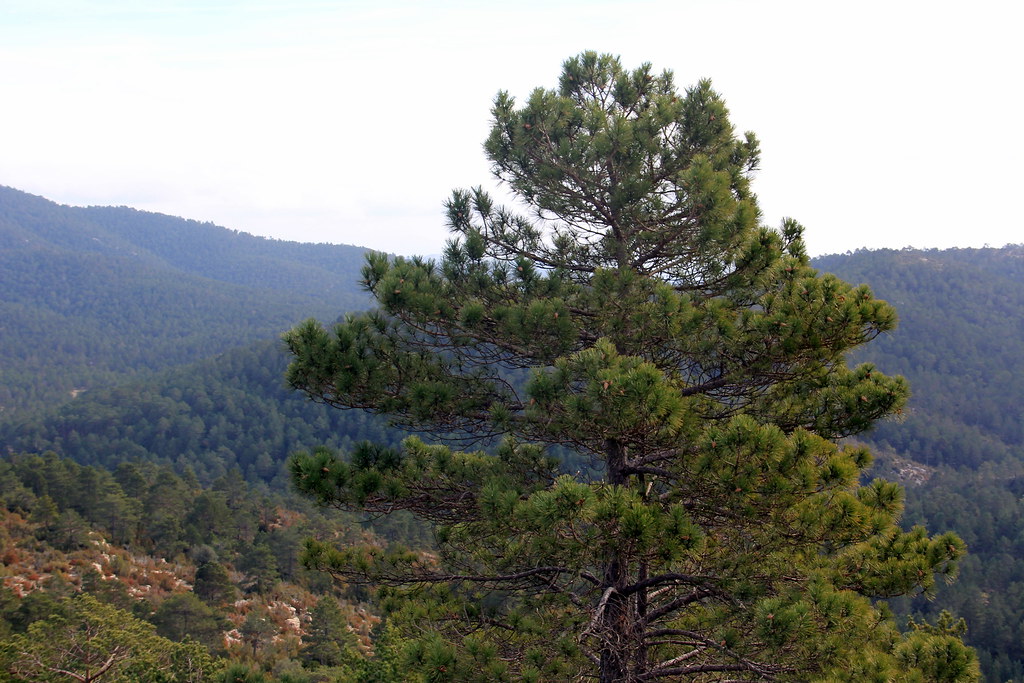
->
[814,246,1024,470]
[0,185,371,294]
[1,338,400,486]
[0,186,372,415]
[3,187,1023,680]
[813,245,1024,682]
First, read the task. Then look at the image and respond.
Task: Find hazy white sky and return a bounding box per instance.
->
[1,0,1021,256]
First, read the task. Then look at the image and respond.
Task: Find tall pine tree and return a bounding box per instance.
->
[284,52,975,682]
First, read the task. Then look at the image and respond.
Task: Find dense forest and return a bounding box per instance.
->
[818,246,1024,681]
[0,186,370,415]
[0,451,426,681]
[1,184,1022,680]
[818,247,1024,470]
[1,340,401,487]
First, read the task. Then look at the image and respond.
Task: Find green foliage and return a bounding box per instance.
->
[299,597,361,670]
[2,339,402,489]
[894,611,980,683]
[0,593,217,682]
[218,663,269,683]
[0,449,382,611]
[81,568,135,611]
[150,593,228,652]
[4,591,67,635]
[239,608,276,658]
[349,622,417,682]
[193,561,237,607]
[238,543,280,595]
[815,247,1024,469]
[285,53,971,681]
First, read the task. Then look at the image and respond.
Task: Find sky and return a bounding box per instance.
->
[1,0,1021,257]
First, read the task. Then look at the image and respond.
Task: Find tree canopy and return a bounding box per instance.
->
[0,593,215,682]
[284,52,975,682]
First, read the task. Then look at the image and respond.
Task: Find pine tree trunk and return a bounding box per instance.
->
[600,437,632,682]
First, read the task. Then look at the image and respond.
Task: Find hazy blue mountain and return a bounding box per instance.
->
[0,185,372,414]
[0,185,371,294]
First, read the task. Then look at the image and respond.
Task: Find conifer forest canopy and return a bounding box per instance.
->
[284,52,977,682]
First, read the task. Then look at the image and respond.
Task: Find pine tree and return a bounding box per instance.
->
[238,543,279,595]
[193,560,237,607]
[239,608,275,659]
[0,592,216,682]
[299,596,361,669]
[150,593,227,652]
[284,52,973,681]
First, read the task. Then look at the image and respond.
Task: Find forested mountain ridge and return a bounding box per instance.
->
[0,185,370,294]
[814,245,1024,470]
[813,245,1024,681]
[0,186,371,415]
[2,183,1023,680]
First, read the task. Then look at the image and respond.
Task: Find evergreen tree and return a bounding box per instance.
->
[81,568,135,612]
[238,543,279,595]
[284,52,972,681]
[28,495,60,537]
[6,591,67,635]
[0,593,216,682]
[354,622,413,683]
[47,509,90,552]
[299,596,361,669]
[238,609,275,659]
[218,663,269,683]
[193,560,237,607]
[150,593,228,652]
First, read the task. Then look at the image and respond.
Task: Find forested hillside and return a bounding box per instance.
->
[0,187,415,680]
[0,339,401,487]
[814,246,1024,681]
[1,183,1022,680]
[0,451,425,681]
[0,186,370,415]
[816,247,1024,470]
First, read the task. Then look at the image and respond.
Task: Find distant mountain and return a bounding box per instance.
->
[3,189,1023,681]
[813,246,1024,682]
[0,185,372,415]
[813,246,1024,470]
[10,241,1021,487]
[0,338,400,486]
